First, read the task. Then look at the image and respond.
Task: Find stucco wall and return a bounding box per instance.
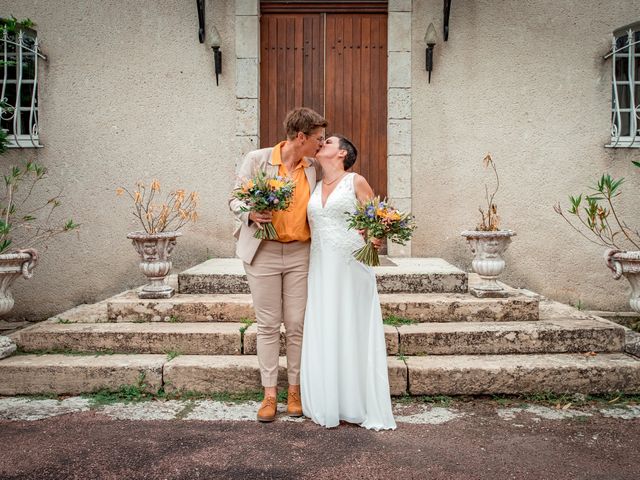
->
[0,0,238,319]
[412,0,640,310]
[1,0,639,319]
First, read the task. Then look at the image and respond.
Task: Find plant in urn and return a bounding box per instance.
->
[461,154,515,297]
[117,180,198,299]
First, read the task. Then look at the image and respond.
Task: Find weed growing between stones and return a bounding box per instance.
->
[85,372,151,406]
[166,350,181,361]
[239,318,254,354]
[395,394,453,407]
[55,318,73,324]
[168,315,183,323]
[383,315,415,327]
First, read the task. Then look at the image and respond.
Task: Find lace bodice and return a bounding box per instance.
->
[307,172,364,258]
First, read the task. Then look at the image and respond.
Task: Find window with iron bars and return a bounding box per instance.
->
[0,25,46,148]
[607,22,640,148]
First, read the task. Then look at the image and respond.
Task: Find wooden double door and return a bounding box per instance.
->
[259,2,388,197]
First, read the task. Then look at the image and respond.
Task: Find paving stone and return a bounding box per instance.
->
[0,397,91,421]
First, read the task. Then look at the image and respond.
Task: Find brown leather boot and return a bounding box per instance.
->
[257,396,277,422]
[287,385,303,417]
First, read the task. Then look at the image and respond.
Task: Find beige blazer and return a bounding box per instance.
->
[229,146,321,265]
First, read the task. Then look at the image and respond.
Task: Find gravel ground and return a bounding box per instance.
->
[0,397,638,480]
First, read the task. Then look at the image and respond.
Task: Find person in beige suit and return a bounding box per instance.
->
[229,107,327,422]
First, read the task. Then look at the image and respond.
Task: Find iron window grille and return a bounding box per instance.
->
[0,27,46,148]
[606,22,640,148]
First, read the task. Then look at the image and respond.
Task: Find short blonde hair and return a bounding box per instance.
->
[283,107,328,139]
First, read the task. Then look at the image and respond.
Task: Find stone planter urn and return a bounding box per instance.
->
[461,230,516,297]
[0,250,37,315]
[127,231,182,299]
[605,249,640,313]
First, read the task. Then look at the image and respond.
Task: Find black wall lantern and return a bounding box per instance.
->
[424,23,437,83]
[209,26,222,86]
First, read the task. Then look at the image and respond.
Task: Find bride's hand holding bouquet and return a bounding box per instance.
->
[232,170,296,240]
[346,196,416,266]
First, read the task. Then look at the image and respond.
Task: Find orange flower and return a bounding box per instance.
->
[134,191,142,204]
[151,179,161,192]
[268,179,285,190]
[115,187,125,196]
[242,180,255,193]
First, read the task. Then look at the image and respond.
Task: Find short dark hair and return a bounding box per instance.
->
[333,134,358,170]
[284,107,328,139]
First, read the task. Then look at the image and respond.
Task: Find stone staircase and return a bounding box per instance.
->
[1,258,640,397]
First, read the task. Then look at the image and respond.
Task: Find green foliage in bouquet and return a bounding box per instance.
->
[346,196,416,266]
[233,170,296,240]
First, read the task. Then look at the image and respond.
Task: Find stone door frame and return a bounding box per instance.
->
[234,0,412,256]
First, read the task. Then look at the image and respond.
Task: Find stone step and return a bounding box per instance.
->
[406,353,640,395]
[1,352,638,396]
[106,291,538,323]
[16,323,243,355]
[163,355,409,396]
[178,258,468,294]
[14,317,624,357]
[242,324,400,355]
[396,318,626,355]
[0,354,165,395]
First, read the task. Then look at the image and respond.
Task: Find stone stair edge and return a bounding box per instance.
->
[1,352,639,396]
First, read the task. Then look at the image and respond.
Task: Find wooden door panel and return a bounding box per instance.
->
[260,9,387,198]
[260,14,324,148]
[325,13,387,197]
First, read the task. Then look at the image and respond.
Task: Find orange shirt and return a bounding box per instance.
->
[270,141,311,243]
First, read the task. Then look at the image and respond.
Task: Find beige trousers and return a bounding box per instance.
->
[243,239,310,387]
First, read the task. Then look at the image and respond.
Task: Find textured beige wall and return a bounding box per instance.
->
[0,0,238,319]
[1,0,639,319]
[412,0,640,310]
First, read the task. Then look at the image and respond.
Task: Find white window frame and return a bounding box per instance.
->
[0,27,46,148]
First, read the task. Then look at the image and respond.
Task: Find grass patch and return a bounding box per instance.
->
[489,391,640,407]
[394,394,453,407]
[55,318,73,324]
[14,392,60,400]
[84,373,151,406]
[166,350,181,361]
[383,315,415,327]
[168,315,182,323]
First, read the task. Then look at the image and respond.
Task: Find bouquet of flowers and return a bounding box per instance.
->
[233,170,296,240]
[346,197,416,266]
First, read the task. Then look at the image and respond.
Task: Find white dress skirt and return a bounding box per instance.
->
[300,172,396,431]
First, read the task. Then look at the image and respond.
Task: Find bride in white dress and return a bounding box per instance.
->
[300,135,396,431]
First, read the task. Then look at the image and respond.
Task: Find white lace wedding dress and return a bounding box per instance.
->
[300,172,396,431]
